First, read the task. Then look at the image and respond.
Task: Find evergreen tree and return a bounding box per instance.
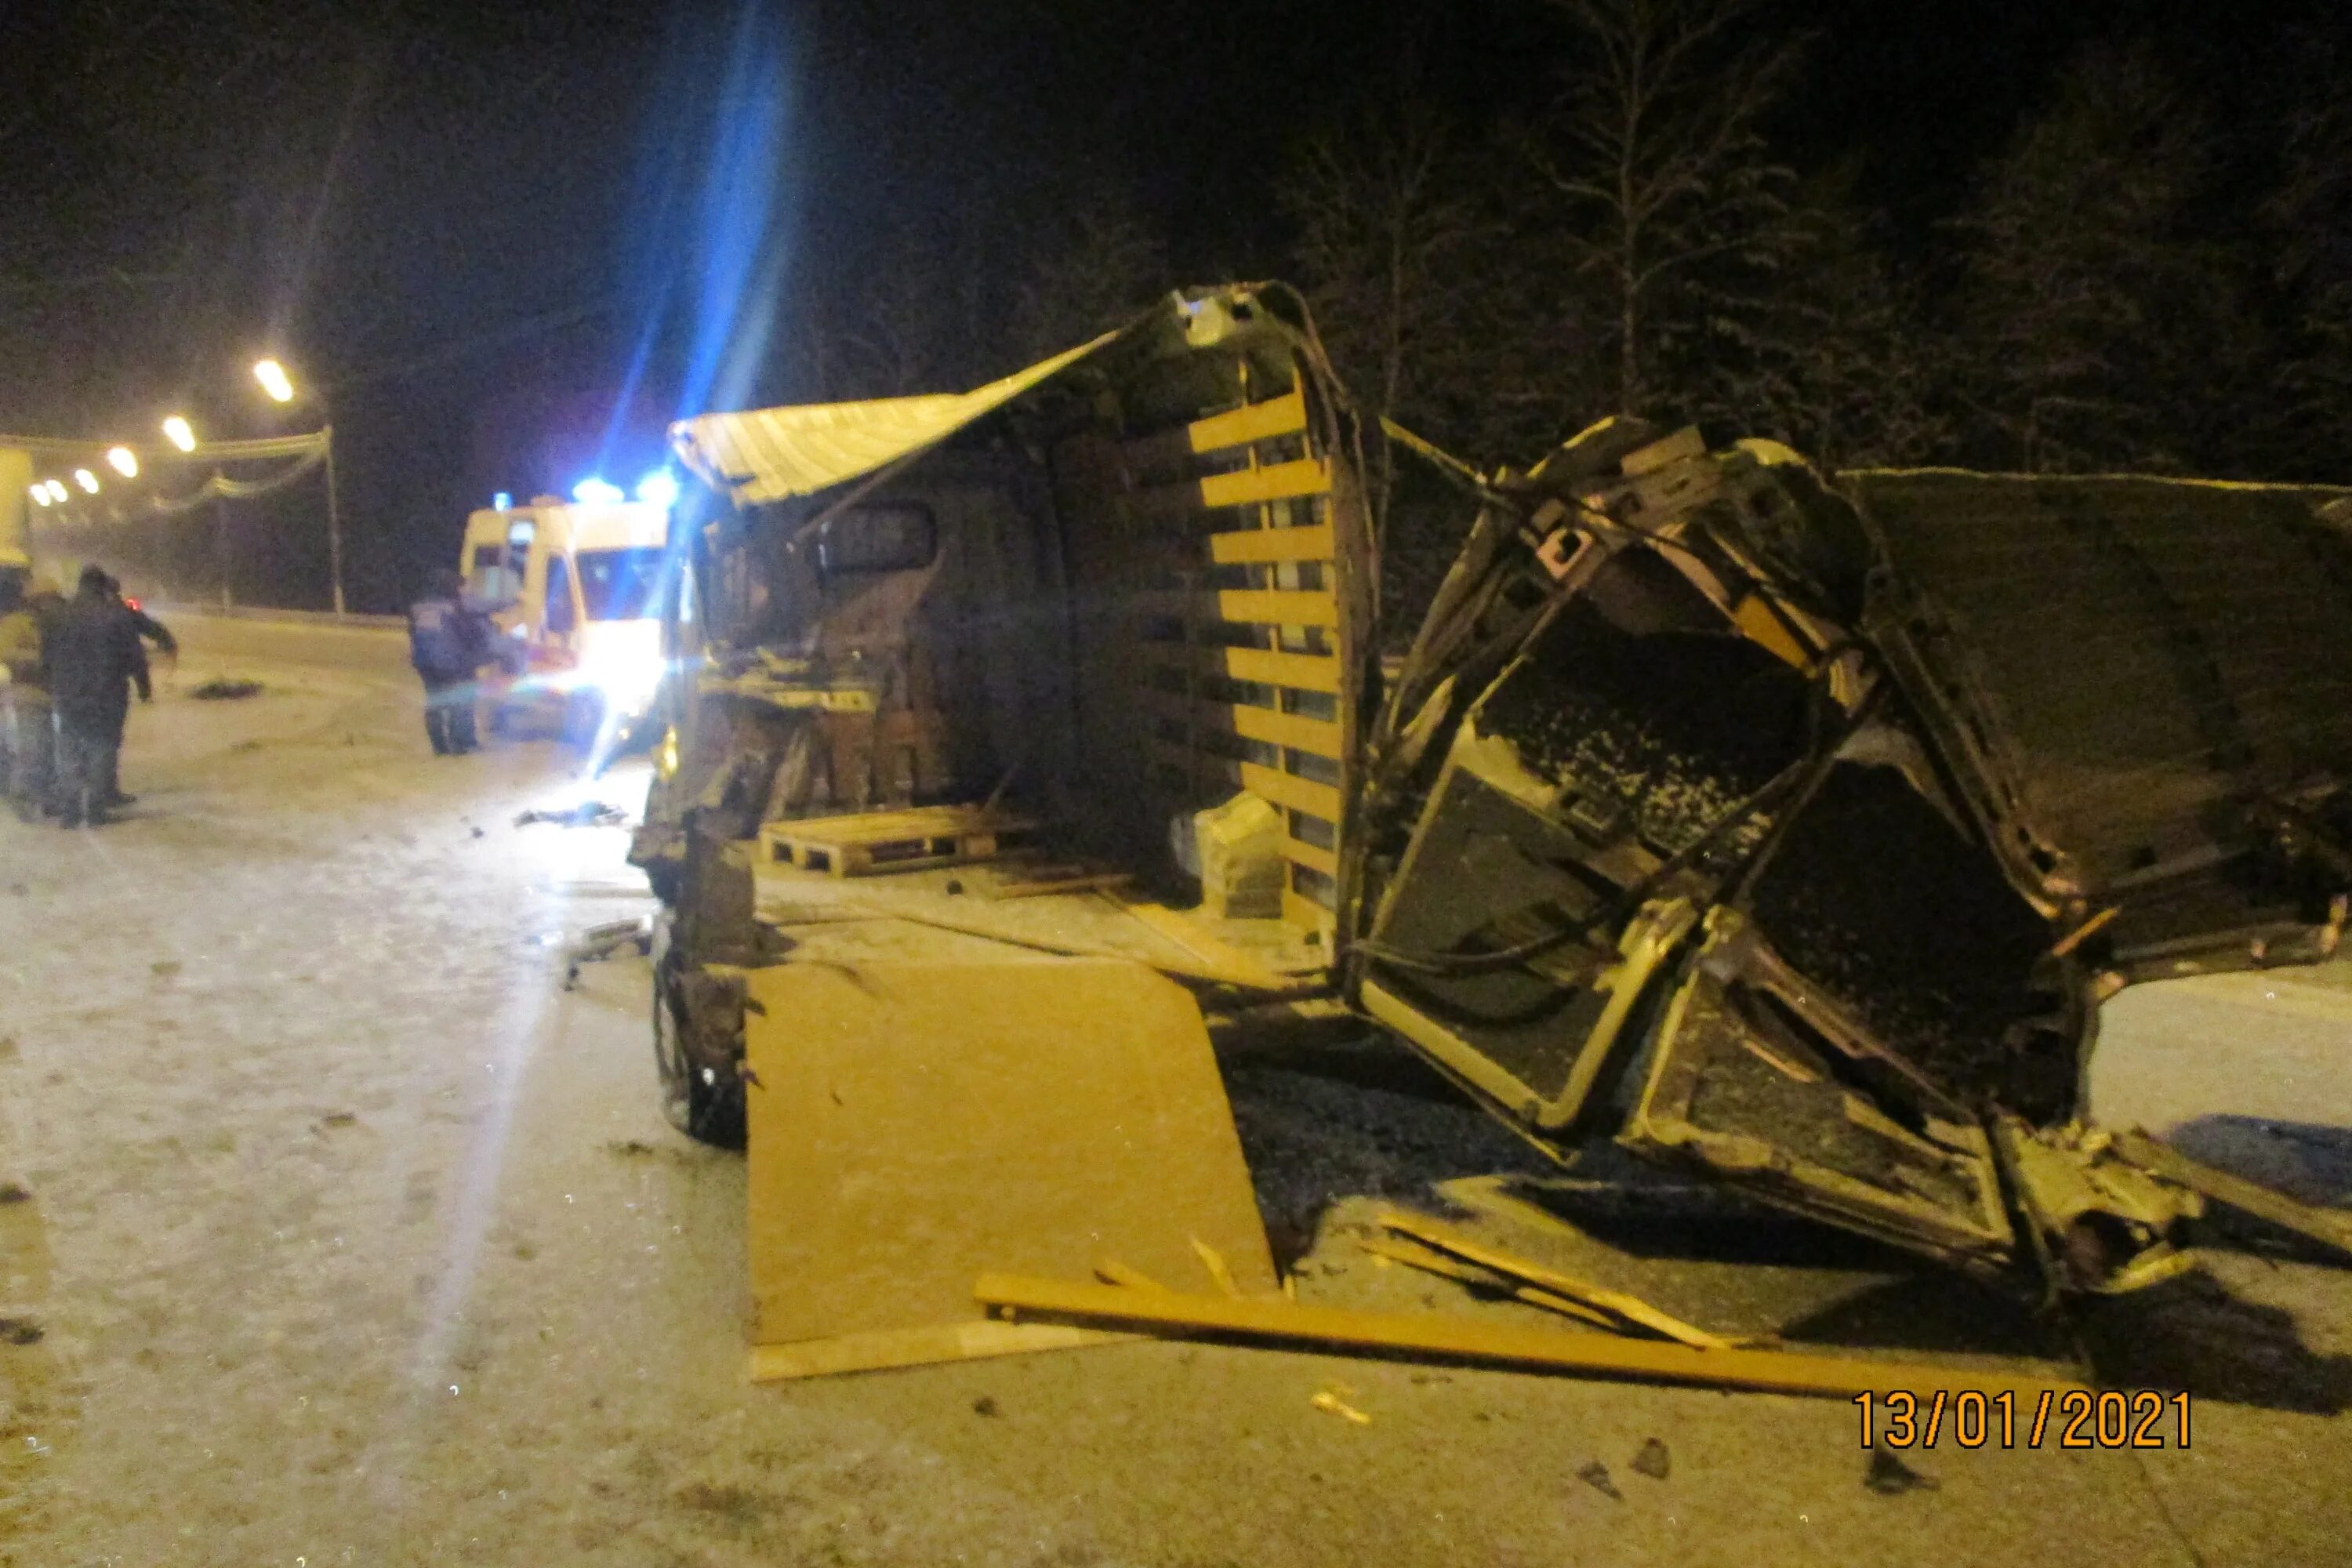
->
[1947,45,2264,474]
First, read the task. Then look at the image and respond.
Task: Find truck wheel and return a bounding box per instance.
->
[652,932,746,1149]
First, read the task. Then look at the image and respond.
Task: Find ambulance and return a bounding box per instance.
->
[457,486,673,742]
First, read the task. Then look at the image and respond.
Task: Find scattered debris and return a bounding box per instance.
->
[608,1138,661,1159]
[1357,1233,1620,1332]
[1094,1258,1170,1291]
[1377,1210,1733,1350]
[318,1111,358,1130]
[1577,1461,1622,1501]
[471,826,485,839]
[971,1395,1000,1417]
[1631,1438,1671,1480]
[1311,1388,1373,1425]
[1192,1236,1243,1298]
[0,1181,31,1204]
[514,801,628,829]
[564,917,655,989]
[151,960,182,978]
[1864,1444,1939,1495]
[0,1316,43,1346]
[981,862,1134,901]
[188,677,263,700]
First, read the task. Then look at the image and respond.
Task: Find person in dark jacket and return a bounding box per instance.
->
[47,564,150,827]
[408,569,490,755]
[92,574,169,808]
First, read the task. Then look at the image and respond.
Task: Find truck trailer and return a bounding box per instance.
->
[630,285,2352,1368]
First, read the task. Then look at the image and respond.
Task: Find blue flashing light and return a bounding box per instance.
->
[493,491,513,512]
[633,470,681,509]
[572,477,624,505]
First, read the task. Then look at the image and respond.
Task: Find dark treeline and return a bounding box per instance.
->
[776,0,2352,490]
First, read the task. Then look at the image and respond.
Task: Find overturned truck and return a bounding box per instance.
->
[634,284,2352,1324]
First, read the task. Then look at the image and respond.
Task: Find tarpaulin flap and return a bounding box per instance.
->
[670,328,1124,506]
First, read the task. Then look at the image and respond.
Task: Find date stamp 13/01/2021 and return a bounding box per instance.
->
[1856,1390,2192,1450]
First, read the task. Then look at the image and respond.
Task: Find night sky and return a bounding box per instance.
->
[2,0,2337,609]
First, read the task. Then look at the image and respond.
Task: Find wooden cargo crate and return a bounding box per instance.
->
[760,805,1039,878]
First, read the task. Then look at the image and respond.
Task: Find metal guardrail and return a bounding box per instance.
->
[147,601,407,633]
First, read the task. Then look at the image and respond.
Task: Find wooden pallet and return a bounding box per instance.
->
[760,805,1038,878]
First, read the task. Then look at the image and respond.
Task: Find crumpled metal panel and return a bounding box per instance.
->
[669,330,1126,506]
[1847,470,2352,895]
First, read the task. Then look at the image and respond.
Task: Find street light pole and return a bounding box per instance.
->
[214,478,232,610]
[323,423,346,615]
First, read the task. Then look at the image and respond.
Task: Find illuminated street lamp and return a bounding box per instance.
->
[43,480,68,504]
[73,468,100,494]
[30,484,52,507]
[247,358,347,614]
[105,445,138,479]
[162,415,197,452]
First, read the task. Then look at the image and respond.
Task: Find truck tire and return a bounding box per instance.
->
[651,924,747,1149]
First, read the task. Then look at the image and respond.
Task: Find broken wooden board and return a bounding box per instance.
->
[748,1320,1136,1382]
[975,1274,2089,1402]
[1356,1234,1621,1332]
[743,956,1276,1379]
[1377,1209,1733,1350]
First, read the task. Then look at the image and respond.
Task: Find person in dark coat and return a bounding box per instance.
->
[46,564,150,827]
[92,574,169,808]
[408,568,490,755]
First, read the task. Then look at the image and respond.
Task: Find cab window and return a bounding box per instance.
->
[815,505,936,576]
[546,555,577,635]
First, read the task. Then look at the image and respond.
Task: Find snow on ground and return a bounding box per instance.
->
[1,619,2350,1566]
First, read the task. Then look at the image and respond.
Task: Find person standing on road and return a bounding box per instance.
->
[0,569,68,821]
[46,564,150,827]
[408,569,490,756]
[89,575,172,810]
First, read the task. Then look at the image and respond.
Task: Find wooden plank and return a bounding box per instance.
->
[1142,691,1343,760]
[1283,885,1335,933]
[1189,389,1307,453]
[973,1274,2090,1403]
[1240,760,1341,823]
[748,1319,1134,1382]
[1111,893,1304,994]
[1138,588,1338,629]
[1135,641,1341,695]
[1212,589,1338,628]
[1356,1236,1621,1333]
[1229,703,1344,759]
[1208,523,1334,565]
[1378,1210,1730,1350]
[1131,457,1332,521]
[767,805,1036,847]
[746,961,1278,1351]
[1201,457,1330,510]
[1279,834,1338,880]
[982,869,1135,901]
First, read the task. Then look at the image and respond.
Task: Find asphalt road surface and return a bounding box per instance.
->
[2,614,2348,1566]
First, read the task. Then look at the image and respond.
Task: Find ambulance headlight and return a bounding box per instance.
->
[582,649,664,714]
